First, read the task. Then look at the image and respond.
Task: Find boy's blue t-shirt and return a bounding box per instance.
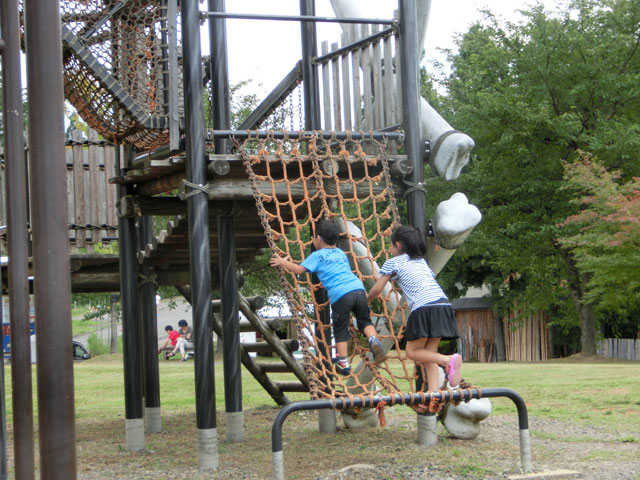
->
[300,247,364,304]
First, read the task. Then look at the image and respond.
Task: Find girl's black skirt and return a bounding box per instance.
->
[405,299,459,341]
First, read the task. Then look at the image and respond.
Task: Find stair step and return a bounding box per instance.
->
[256,361,294,373]
[242,339,299,353]
[238,316,294,332]
[275,381,308,393]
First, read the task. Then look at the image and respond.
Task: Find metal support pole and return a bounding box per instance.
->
[0,292,5,480]
[0,0,34,478]
[300,0,320,130]
[218,215,243,439]
[209,0,243,443]
[139,216,161,433]
[117,145,144,451]
[183,0,217,469]
[24,0,77,477]
[398,0,426,234]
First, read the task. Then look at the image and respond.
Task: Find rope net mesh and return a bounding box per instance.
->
[237,131,427,402]
[21,1,184,149]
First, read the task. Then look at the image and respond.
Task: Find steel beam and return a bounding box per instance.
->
[0,0,34,478]
[139,216,160,425]
[399,0,426,234]
[299,0,321,130]
[117,146,144,450]
[205,12,394,25]
[183,0,217,461]
[24,0,77,477]
[209,0,243,443]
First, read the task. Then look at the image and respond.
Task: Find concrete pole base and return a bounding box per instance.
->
[125,418,145,451]
[197,427,218,470]
[273,450,284,480]
[519,428,533,473]
[417,412,438,446]
[318,409,336,433]
[225,411,244,442]
[145,406,161,433]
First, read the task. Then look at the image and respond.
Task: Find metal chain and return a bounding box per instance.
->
[288,94,295,132]
[297,85,303,131]
[377,136,402,229]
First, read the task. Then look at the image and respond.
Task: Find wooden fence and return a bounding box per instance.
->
[0,128,118,254]
[598,338,639,361]
[65,129,118,252]
[455,308,497,363]
[317,23,401,132]
[503,310,550,362]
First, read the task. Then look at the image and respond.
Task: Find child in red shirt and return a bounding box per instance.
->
[158,325,181,359]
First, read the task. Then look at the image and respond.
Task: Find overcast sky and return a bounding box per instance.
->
[210,0,557,95]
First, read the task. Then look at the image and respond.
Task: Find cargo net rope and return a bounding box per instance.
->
[237,131,454,411]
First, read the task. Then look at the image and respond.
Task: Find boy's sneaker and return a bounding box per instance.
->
[333,358,351,376]
[369,337,386,364]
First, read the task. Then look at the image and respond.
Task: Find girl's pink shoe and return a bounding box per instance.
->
[447,353,462,387]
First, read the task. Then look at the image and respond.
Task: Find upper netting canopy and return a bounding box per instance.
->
[55,0,183,148]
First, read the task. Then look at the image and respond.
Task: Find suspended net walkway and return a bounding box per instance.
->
[236,130,458,408]
[23,0,184,149]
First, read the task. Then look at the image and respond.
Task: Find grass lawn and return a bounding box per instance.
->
[3,354,640,479]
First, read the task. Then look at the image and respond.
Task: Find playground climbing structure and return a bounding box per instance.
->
[0,2,534,480]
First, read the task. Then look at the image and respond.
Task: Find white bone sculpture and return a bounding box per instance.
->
[326,0,489,436]
[329,0,475,181]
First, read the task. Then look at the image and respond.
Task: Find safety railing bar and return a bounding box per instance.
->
[133,129,404,164]
[205,12,394,26]
[271,388,532,480]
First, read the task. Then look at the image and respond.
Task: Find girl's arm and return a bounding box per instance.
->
[270,254,308,275]
[367,274,392,302]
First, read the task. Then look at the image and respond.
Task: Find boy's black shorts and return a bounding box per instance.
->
[330,289,372,343]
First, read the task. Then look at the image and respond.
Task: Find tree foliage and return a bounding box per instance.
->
[557,153,640,313]
[433,0,640,352]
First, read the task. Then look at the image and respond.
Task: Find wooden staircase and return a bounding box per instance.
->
[177,287,309,405]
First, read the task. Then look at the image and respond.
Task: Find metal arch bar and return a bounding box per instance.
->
[271,388,532,480]
[207,129,404,141]
[205,12,394,25]
[133,130,404,163]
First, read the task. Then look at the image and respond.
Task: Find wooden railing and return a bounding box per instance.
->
[316,24,401,132]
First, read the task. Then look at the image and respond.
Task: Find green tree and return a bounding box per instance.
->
[434,0,640,354]
[557,153,640,315]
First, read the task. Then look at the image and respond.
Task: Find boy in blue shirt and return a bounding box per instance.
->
[270,219,385,375]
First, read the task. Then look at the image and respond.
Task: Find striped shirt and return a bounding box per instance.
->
[379,254,447,311]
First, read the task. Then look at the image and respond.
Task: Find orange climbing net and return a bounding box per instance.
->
[237,131,441,404]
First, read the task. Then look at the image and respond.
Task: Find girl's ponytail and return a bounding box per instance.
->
[391,225,427,259]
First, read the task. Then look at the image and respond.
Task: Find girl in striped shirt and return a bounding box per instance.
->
[368,225,462,391]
